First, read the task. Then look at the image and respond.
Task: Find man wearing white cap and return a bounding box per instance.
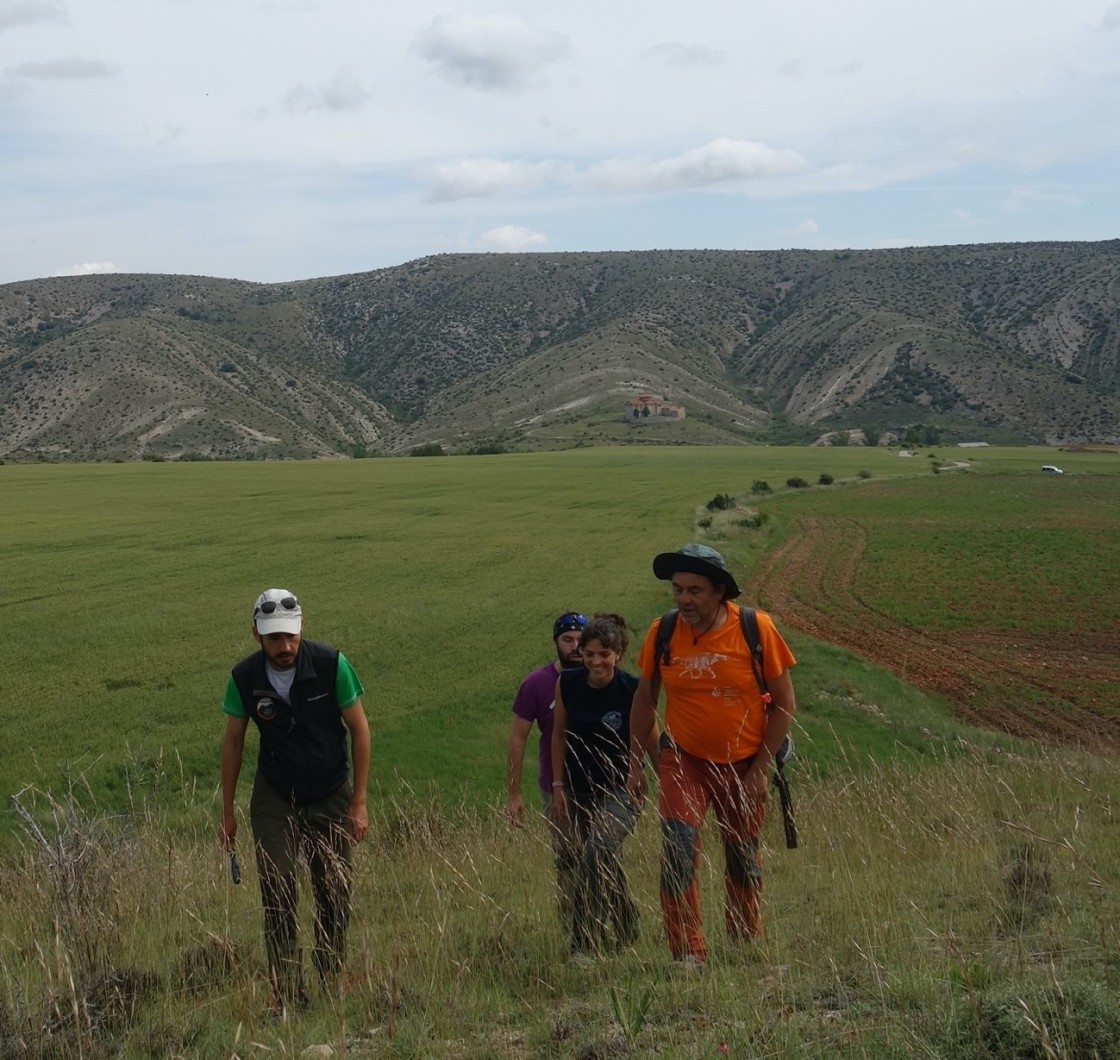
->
[218,588,370,1013]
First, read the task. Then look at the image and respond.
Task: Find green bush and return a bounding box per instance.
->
[705,492,735,511]
[409,442,446,457]
[750,480,772,495]
[947,979,1120,1059]
[818,472,834,485]
[786,476,809,489]
[858,469,873,479]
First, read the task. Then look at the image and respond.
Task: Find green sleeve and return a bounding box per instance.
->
[221,675,248,718]
[335,652,365,709]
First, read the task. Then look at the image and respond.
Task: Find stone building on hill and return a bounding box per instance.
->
[624,394,685,422]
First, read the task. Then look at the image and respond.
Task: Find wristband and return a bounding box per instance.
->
[551,781,565,789]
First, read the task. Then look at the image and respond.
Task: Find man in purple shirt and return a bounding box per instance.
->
[505,612,587,914]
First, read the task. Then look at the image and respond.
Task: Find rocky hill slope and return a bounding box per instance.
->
[1,241,1117,459]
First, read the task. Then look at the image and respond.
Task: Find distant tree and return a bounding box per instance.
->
[828,431,850,447]
[409,442,445,457]
[862,425,882,447]
[818,472,834,485]
[786,477,809,489]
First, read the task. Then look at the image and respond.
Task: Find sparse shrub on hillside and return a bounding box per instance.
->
[465,442,508,455]
[737,512,769,529]
[828,431,850,447]
[786,477,809,489]
[409,442,445,457]
[818,472,834,485]
[696,516,712,529]
[750,480,772,495]
[858,469,873,479]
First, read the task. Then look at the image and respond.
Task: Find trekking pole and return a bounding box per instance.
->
[772,767,798,849]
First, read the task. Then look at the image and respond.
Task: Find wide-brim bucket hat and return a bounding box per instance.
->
[651,543,741,599]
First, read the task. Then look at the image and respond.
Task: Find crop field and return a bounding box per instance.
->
[3,445,1120,1057]
[741,471,1120,749]
[2,444,1116,826]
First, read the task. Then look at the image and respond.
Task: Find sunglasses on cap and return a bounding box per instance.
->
[553,612,588,639]
[256,595,298,616]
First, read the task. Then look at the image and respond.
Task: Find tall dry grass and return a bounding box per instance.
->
[2,739,1118,1058]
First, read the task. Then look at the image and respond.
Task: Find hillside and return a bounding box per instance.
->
[1,241,1118,459]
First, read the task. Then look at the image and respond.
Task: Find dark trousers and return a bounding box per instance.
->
[250,773,353,1000]
[567,787,640,954]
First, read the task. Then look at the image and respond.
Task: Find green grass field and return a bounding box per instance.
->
[2,444,1119,1057]
[3,445,1115,826]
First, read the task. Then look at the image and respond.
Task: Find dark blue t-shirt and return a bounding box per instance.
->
[559,667,638,795]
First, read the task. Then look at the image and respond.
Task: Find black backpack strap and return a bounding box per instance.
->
[740,606,798,849]
[738,606,770,706]
[653,609,678,677]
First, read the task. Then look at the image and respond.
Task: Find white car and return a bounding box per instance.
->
[1041,465,1064,474]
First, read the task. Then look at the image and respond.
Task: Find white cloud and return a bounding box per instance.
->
[422,157,554,201]
[477,225,548,252]
[58,261,119,276]
[792,218,818,236]
[283,69,368,113]
[414,12,570,91]
[640,42,727,68]
[583,138,810,193]
[0,0,66,32]
[10,57,118,79]
[1000,188,1081,212]
[0,73,28,101]
[1102,4,1120,30]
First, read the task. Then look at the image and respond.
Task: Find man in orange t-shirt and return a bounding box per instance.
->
[626,544,797,966]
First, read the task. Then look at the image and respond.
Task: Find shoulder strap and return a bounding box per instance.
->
[653,610,678,677]
[738,606,771,708]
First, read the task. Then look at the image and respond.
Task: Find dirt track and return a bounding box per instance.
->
[744,516,1120,751]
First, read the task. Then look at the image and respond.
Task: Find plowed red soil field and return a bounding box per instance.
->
[745,516,1120,751]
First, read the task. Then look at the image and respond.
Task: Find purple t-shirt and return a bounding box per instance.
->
[511,662,560,793]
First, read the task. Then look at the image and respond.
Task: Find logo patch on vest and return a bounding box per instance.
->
[256,698,277,721]
[603,710,623,731]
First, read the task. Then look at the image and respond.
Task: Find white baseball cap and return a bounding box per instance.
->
[252,588,303,635]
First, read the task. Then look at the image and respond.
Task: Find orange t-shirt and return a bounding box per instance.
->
[637,603,796,764]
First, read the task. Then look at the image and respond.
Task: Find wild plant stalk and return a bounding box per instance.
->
[1,743,1118,1058]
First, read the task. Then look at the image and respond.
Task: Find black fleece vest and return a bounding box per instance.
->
[231,639,349,804]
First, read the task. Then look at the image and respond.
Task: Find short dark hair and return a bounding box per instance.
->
[580,612,629,656]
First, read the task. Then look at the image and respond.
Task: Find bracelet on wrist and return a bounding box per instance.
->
[551,781,565,789]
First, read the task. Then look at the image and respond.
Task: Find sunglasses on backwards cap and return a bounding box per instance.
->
[553,612,588,639]
[256,595,298,616]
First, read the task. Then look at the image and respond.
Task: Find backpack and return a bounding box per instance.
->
[654,607,798,849]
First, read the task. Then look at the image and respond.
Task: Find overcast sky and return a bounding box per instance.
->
[2,0,1118,284]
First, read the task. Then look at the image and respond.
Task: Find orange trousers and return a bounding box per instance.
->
[657,742,765,962]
